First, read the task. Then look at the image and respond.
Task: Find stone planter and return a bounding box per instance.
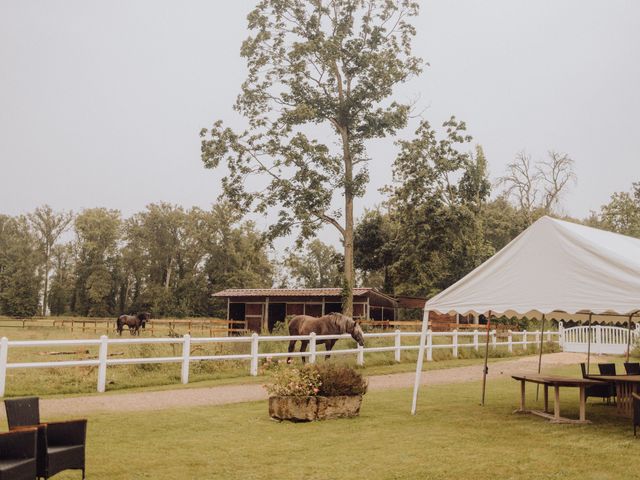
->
[269,395,363,422]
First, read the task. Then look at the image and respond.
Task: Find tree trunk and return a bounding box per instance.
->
[42,247,50,317]
[341,127,354,318]
[343,191,354,317]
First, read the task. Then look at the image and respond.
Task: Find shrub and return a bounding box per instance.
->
[265,364,367,397]
[264,365,321,397]
[315,364,368,397]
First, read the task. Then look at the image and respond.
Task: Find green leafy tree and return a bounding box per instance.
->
[28,205,73,316]
[47,243,76,315]
[595,182,640,238]
[353,209,395,292]
[200,0,422,316]
[73,208,121,316]
[285,239,343,288]
[384,119,494,296]
[0,216,42,317]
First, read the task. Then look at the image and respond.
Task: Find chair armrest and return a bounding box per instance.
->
[0,428,37,460]
[46,419,87,446]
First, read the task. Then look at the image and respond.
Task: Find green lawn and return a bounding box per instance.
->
[47,367,636,480]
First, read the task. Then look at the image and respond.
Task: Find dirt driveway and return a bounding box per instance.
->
[10,352,588,418]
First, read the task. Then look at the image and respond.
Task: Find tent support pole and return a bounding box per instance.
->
[411,309,431,415]
[536,314,546,401]
[626,312,639,363]
[586,313,593,375]
[480,310,492,406]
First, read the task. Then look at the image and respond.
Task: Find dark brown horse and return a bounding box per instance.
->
[287,312,365,363]
[116,312,151,336]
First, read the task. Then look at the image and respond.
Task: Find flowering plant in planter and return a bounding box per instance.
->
[265,364,368,421]
[264,365,321,397]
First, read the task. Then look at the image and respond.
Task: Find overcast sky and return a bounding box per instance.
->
[1,1,639,245]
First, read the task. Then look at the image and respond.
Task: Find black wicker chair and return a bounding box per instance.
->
[0,428,37,480]
[624,362,640,375]
[580,363,615,403]
[633,393,640,436]
[598,363,617,376]
[4,397,86,479]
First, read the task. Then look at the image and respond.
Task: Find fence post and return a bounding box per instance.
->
[309,333,317,364]
[522,330,528,351]
[0,337,8,397]
[426,329,433,361]
[535,330,541,352]
[452,329,458,358]
[250,333,259,376]
[394,329,401,362]
[181,334,191,384]
[558,321,564,347]
[97,335,108,393]
[596,325,602,354]
[491,330,497,350]
[356,343,364,366]
[473,329,479,351]
[508,330,513,353]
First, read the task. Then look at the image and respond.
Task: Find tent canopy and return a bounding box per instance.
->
[424,216,640,320]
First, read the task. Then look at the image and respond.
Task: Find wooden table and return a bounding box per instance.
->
[586,375,640,418]
[512,374,605,424]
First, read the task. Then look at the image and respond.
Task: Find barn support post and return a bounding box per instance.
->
[226,298,230,321]
[263,297,269,334]
[321,297,325,316]
[411,309,430,415]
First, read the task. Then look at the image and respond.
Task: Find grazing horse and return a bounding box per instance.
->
[116,312,151,336]
[287,312,365,363]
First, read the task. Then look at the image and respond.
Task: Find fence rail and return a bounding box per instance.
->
[0,328,559,396]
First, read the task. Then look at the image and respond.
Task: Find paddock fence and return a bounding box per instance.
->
[0,328,560,396]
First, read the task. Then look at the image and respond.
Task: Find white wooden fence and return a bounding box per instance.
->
[0,329,559,396]
[560,323,638,354]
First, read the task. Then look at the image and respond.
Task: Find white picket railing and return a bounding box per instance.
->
[561,323,638,354]
[0,329,559,396]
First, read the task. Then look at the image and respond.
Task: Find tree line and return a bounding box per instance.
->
[1,172,637,318]
[0,203,273,318]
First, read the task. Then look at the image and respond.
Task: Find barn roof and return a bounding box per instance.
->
[212,287,398,303]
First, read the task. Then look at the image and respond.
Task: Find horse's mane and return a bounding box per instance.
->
[327,312,354,334]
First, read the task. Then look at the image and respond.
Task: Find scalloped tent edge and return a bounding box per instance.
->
[411,216,640,414]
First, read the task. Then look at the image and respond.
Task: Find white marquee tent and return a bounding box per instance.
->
[411,216,640,414]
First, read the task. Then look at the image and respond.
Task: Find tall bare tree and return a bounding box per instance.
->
[200,0,422,316]
[498,150,576,223]
[28,206,73,316]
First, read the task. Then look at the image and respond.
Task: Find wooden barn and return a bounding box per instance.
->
[212,288,422,333]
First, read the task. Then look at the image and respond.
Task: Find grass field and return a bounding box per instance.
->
[45,364,636,480]
[0,320,560,397]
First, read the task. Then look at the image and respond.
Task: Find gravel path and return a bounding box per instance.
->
[14,352,587,418]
